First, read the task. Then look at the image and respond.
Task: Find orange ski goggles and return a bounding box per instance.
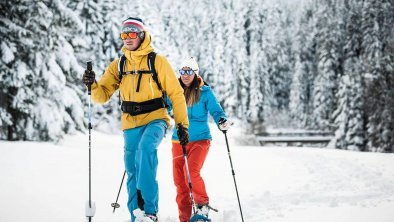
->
[120,32,138,40]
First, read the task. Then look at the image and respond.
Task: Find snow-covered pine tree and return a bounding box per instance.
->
[362,0,394,152]
[361,0,385,151]
[310,0,339,130]
[261,4,293,115]
[197,0,220,88]
[376,0,394,153]
[289,3,317,128]
[221,0,250,120]
[379,0,394,152]
[247,2,265,124]
[201,0,226,97]
[0,0,85,141]
[328,0,363,150]
[334,57,365,151]
[142,0,183,65]
[332,74,350,149]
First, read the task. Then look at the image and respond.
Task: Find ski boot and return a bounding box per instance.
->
[144,214,158,222]
[191,204,211,222]
[133,208,158,222]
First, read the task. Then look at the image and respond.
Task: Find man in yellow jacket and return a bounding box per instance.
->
[82,17,189,222]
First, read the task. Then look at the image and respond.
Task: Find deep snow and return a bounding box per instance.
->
[1,124,394,222]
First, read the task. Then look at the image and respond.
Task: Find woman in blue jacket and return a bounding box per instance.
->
[167,57,230,222]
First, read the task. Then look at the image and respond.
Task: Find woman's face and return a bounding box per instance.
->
[180,67,196,87]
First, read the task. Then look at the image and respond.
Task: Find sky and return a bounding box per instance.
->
[1,123,394,222]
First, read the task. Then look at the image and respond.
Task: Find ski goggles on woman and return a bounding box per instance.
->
[120,32,139,40]
[179,69,196,76]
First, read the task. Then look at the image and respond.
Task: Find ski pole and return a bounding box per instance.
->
[222,130,244,222]
[85,61,96,222]
[111,170,126,213]
[182,143,197,214]
[177,124,216,222]
[181,142,214,222]
[177,124,197,215]
[176,124,197,215]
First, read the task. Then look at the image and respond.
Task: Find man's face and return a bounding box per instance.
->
[121,32,143,51]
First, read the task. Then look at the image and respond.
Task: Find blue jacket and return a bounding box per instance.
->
[167,77,227,142]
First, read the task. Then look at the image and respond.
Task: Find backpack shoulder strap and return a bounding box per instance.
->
[118,55,126,82]
[117,55,126,106]
[118,52,164,93]
[147,52,163,91]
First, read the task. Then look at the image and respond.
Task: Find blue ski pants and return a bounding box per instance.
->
[123,119,167,221]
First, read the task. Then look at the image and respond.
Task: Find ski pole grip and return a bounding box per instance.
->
[177,123,188,155]
[87,61,92,95]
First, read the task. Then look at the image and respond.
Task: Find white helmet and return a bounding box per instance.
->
[180,57,199,75]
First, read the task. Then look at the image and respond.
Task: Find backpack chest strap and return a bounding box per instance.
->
[122,70,152,75]
[121,70,153,92]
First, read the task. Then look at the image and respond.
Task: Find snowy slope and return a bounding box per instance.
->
[1,124,394,222]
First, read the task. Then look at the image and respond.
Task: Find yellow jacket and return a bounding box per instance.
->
[90,32,189,130]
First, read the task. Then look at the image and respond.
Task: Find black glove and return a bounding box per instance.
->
[83,70,96,86]
[177,124,189,146]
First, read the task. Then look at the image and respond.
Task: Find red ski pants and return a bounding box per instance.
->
[172,140,211,222]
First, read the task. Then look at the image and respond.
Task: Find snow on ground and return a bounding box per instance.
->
[1,124,394,222]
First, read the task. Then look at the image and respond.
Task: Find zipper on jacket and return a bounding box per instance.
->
[132,60,136,125]
[149,77,154,99]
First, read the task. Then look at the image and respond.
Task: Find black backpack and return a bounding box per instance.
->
[117,52,167,115]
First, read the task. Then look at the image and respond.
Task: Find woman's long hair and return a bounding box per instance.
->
[179,75,201,106]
